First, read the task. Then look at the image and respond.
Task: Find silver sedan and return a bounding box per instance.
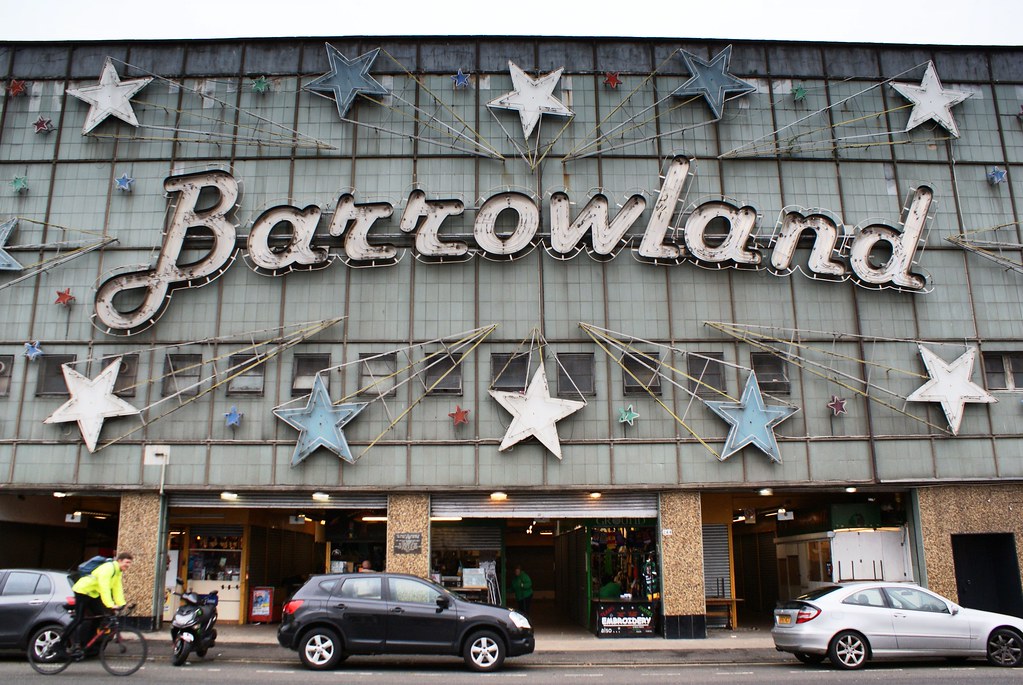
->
[771,582,1023,669]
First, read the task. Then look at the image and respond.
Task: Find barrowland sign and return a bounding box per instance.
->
[93,156,934,336]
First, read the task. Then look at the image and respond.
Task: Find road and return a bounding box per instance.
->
[1,655,1021,684]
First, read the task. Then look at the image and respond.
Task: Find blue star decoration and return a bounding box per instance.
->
[24,341,43,361]
[452,69,471,89]
[225,405,243,428]
[10,176,28,194]
[273,373,368,466]
[672,45,756,120]
[988,167,1007,185]
[705,373,797,464]
[304,44,389,119]
[618,405,640,426]
[114,173,135,192]
[0,217,23,271]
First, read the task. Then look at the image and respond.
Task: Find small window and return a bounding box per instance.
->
[37,354,76,396]
[491,353,530,391]
[557,353,595,396]
[227,354,265,395]
[388,577,441,605]
[0,354,14,397]
[292,354,329,396]
[751,352,790,395]
[359,353,397,397]
[338,577,382,600]
[162,354,203,397]
[100,354,139,398]
[984,352,1023,390]
[842,588,887,608]
[623,350,661,395]
[688,352,726,398]
[1,571,42,596]
[424,351,463,395]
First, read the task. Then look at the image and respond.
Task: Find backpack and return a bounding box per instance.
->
[74,555,112,580]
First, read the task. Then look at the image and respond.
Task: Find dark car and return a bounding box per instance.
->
[0,570,74,659]
[278,572,534,672]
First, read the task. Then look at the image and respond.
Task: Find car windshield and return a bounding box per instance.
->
[796,585,841,601]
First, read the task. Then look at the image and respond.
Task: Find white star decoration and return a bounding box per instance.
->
[487,61,573,139]
[889,62,972,138]
[66,57,153,135]
[907,345,995,435]
[489,365,584,459]
[43,357,140,452]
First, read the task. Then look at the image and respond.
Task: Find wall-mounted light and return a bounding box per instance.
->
[220,491,239,501]
[845,487,857,493]
[53,491,68,498]
[490,491,508,501]
[758,488,773,496]
[589,492,602,499]
[312,492,330,502]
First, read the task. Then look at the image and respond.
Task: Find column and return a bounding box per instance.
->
[659,490,705,638]
[385,493,430,578]
[117,493,163,629]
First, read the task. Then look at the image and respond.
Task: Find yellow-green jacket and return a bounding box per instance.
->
[72,560,125,609]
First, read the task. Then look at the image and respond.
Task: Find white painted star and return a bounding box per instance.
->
[487,61,573,138]
[43,357,140,452]
[489,365,584,459]
[906,345,995,435]
[66,57,153,135]
[889,62,972,138]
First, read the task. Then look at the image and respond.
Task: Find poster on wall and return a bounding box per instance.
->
[250,587,273,623]
[393,532,422,555]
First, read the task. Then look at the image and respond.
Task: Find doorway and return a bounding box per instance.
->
[952,533,1023,617]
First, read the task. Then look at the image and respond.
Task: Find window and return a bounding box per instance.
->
[388,577,441,605]
[0,354,13,397]
[983,352,1023,390]
[359,353,397,397]
[491,353,530,391]
[688,352,726,398]
[883,587,950,614]
[101,354,138,398]
[751,352,790,395]
[227,354,265,395]
[806,539,831,582]
[424,351,463,395]
[292,353,329,396]
[623,350,661,395]
[162,353,202,397]
[1,571,43,596]
[37,354,76,396]
[842,588,887,608]
[338,577,382,600]
[557,353,595,396]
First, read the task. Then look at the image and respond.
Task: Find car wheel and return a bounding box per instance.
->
[463,630,505,672]
[27,624,64,663]
[987,627,1023,667]
[298,627,344,670]
[794,651,825,665]
[828,630,869,670]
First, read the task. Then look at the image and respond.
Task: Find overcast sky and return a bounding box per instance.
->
[0,0,1019,45]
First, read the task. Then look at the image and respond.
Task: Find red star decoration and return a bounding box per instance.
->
[8,79,27,97]
[33,116,54,134]
[603,72,622,89]
[826,395,848,416]
[55,288,75,306]
[448,405,470,426]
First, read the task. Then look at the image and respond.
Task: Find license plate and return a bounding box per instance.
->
[777,615,792,625]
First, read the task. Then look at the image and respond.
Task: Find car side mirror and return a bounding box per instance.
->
[950,604,959,615]
[436,595,451,611]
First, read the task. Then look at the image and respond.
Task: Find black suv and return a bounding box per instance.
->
[0,570,74,659]
[278,572,534,672]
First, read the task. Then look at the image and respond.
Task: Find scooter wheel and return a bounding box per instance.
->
[195,647,208,658]
[172,637,190,666]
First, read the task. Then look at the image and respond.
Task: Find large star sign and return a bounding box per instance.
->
[889,62,972,138]
[0,217,23,271]
[65,57,152,135]
[672,46,756,120]
[906,344,995,435]
[489,365,584,459]
[273,373,367,466]
[304,44,389,119]
[487,61,574,139]
[43,357,140,453]
[706,373,797,463]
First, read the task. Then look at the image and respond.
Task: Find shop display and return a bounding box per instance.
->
[588,524,661,637]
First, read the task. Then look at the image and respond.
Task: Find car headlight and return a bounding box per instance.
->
[508,610,531,630]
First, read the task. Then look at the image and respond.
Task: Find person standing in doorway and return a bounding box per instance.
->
[510,564,533,616]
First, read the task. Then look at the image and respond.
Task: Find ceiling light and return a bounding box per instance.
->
[589,492,602,499]
[539,531,553,536]
[52,491,67,498]
[312,492,330,502]
[430,516,463,522]
[490,491,508,501]
[845,487,858,493]
[319,520,326,525]
[758,488,773,496]
[361,516,388,522]
[220,491,239,501]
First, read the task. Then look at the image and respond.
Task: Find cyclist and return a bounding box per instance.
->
[57,552,134,658]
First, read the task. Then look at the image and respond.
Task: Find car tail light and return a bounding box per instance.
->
[796,606,821,623]
[66,596,76,606]
[282,600,304,615]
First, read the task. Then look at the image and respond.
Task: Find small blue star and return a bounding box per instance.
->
[225,405,243,428]
[988,167,1007,185]
[706,373,797,464]
[24,341,43,361]
[273,373,367,466]
[618,405,640,426]
[452,69,471,89]
[114,173,135,192]
[304,44,389,119]
[672,45,756,120]
[0,217,23,271]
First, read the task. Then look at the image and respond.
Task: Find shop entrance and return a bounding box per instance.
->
[952,533,1023,617]
[0,493,119,569]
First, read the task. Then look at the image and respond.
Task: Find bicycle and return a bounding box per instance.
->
[29,603,148,676]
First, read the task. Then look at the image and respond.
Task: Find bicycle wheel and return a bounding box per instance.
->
[27,634,72,676]
[100,627,147,676]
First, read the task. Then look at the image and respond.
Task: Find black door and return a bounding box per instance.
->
[330,576,387,651]
[952,533,1023,618]
[384,577,458,653]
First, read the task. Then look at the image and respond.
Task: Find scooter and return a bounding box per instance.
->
[170,590,218,666]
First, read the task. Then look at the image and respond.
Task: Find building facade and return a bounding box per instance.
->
[1,35,1022,638]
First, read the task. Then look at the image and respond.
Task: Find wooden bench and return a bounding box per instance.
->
[705,597,742,629]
